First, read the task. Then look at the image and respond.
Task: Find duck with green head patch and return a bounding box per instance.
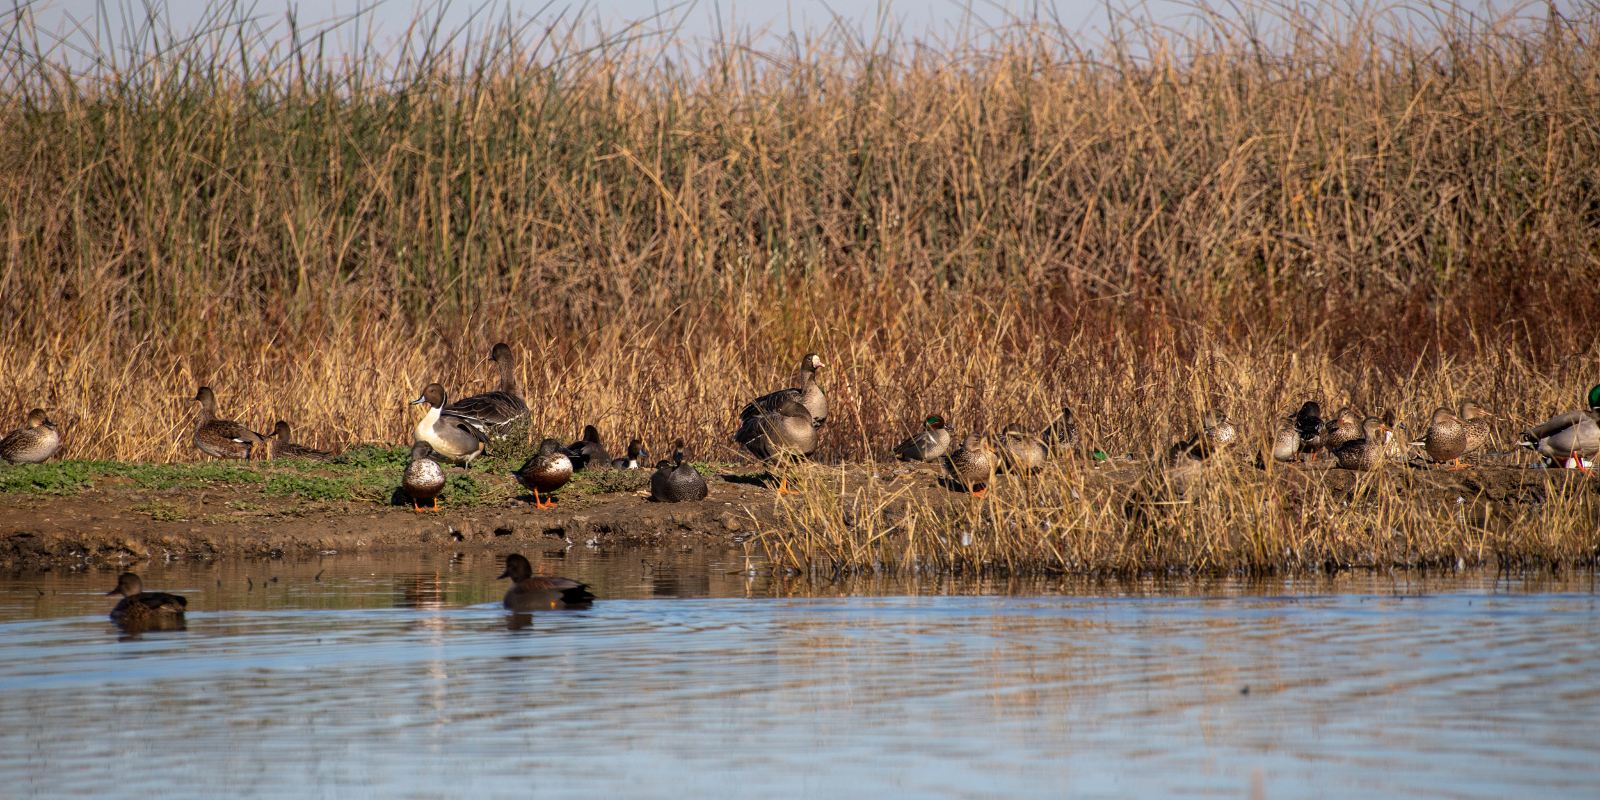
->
[893,414,951,462]
[1519,384,1600,471]
[0,408,60,464]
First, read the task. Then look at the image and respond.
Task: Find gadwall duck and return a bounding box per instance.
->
[445,342,530,439]
[193,387,265,460]
[499,553,594,611]
[1321,407,1363,453]
[563,425,610,471]
[944,434,996,496]
[106,572,186,624]
[0,408,60,464]
[1040,406,1079,455]
[1459,402,1495,457]
[893,414,952,462]
[410,383,489,466]
[402,441,446,512]
[1518,384,1600,471]
[741,352,827,428]
[513,438,572,508]
[996,423,1047,474]
[1334,416,1389,471]
[610,438,648,470]
[269,421,333,461]
[1413,407,1468,468]
[650,440,708,502]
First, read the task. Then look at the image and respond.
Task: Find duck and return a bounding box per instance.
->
[1270,414,1301,463]
[1040,406,1080,456]
[741,352,827,429]
[268,421,333,461]
[734,396,818,490]
[1459,402,1496,457]
[1380,409,1412,462]
[1413,407,1469,468]
[192,386,266,460]
[563,425,610,471]
[1292,400,1327,460]
[1321,407,1363,453]
[610,438,648,470]
[1171,410,1236,460]
[1334,416,1390,471]
[650,440,708,502]
[410,383,489,466]
[996,424,1046,474]
[892,414,952,462]
[106,572,187,624]
[0,408,61,464]
[498,553,595,611]
[944,434,996,496]
[402,441,447,512]
[1518,384,1600,471]
[445,342,530,439]
[513,438,572,508]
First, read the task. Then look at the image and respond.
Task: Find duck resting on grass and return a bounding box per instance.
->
[514,438,573,509]
[563,425,610,471]
[944,434,996,496]
[1519,384,1600,471]
[893,414,952,462]
[269,421,333,461]
[611,438,648,470]
[498,553,595,611]
[650,440,708,502]
[0,408,60,464]
[445,342,530,440]
[192,386,266,460]
[410,383,489,466]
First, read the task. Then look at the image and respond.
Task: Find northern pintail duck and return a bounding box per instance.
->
[610,438,648,470]
[1459,402,1495,457]
[445,342,530,439]
[1518,384,1600,471]
[106,572,186,624]
[563,425,610,471]
[0,408,60,464]
[269,421,333,461]
[1321,407,1363,453]
[498,553,594,611]
[996,423,1046,474]
[1413,407,1468,468]
[402,441,447,512]
[893,414,952,462]
[1040,406,1079,455]
[1334,416,1389,471]
[193,386,265,460]
[742,352,827,429]
[513,438,572,508]
[410,383,489,466]
[944,434,996,496]
[650,440,708,502]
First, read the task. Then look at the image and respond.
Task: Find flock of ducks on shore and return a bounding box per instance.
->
[102,551,594,629]
[3,344,1598,506]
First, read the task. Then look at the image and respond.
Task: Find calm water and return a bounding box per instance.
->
[1,551,1597,799]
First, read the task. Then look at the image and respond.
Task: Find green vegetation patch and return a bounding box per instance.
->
[263,473,355,502]
[0,461,109,495]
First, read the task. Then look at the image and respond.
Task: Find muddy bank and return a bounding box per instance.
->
[1,457,1594,569]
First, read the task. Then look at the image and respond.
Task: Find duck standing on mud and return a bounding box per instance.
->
[742,352,827,429]
[514,438,573,508]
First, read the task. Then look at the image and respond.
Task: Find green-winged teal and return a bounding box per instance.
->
[106,572,186,624]
[514,438,572,508]
[1413,407,1468,468]
[269,421,333,461]
[741,352,827,429]
[498,554,594,611]
[563,425,610,471]
[944,434,996,496]
[445,342,530,439]
[996,423,1047,474]
[1040,406,1079,455]
[893,414,952,462]
[402,441,447,512]
[0,408,60,464]
[1518,384,1600,471]
[650,440,708,502]
[1334,416,1389,471]
[193,387,265,460]
[410,383,489,466]
[610,438,648,470]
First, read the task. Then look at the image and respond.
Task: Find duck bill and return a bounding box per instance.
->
[496,569,511,580]
[104,588,121,596]
[409,396,427,406]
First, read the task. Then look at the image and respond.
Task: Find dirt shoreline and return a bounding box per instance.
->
[2,458,1595,570]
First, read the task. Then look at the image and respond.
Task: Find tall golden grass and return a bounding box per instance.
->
[1,1,1596,469]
